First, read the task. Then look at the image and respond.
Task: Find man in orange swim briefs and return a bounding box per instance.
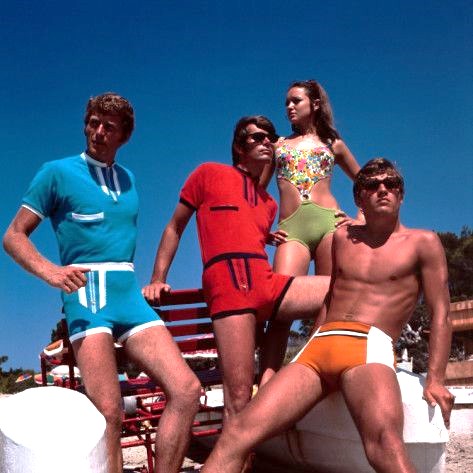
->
[201,158,455,473]
[143,115,330,422]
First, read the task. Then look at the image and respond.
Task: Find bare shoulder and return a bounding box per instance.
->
[331,139,359,177]
[401,228,444,256]
[279,133,298,144]
[403,227,440,244]
[334,224,350,239]
[331,138,348,155]
[335,224,364,243]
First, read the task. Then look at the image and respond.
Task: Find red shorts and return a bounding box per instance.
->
[202,254,293,323]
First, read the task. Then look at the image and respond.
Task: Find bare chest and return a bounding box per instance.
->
[336,238,418,284]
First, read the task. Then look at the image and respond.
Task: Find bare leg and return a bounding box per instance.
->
[201,363,324,473]
[273,240,311,276]
[125,325,201,473]
[275,274,330,323]
[301,232,334,337]
[313,232,333,276]
[72,334,123,473]
[212,314,256,421]
[341,364,416,473]
[260,241,312,386]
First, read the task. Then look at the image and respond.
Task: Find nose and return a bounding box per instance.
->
[96,123,106,135]
[377,183,388,194]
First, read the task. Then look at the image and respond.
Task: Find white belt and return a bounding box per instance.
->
[70,262,134,272]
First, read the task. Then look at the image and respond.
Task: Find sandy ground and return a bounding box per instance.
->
[445,408,473,473]
[1,394,470,472]
[122,407,473,472]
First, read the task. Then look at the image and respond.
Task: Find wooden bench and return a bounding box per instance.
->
[39,289,262,472]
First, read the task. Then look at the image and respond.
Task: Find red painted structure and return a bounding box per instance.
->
[39,289,230,473]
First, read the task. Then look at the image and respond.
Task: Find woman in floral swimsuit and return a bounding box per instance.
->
[260,80,362,384]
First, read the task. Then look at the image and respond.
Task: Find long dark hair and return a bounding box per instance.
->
[289,80,340,143]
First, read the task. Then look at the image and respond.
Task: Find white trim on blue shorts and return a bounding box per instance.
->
[117,320,165,344]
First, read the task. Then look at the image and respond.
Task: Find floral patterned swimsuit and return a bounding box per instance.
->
[275,137,338,253]
[275,137,335,199]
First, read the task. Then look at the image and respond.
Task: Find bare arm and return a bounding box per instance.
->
[142,203,194,304]
[258,156,276,189]
[419,232,455,427]
[3,207,89,293]
[332,139,360,180]
[332,139,364,224]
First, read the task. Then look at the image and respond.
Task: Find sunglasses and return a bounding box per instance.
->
[248,132,278,144]
[362,176,403,192]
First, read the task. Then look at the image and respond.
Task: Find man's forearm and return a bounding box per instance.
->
[3,230,56,282]
[426,311,452,384]
[150,226,181,283]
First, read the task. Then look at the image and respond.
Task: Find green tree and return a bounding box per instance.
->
[398,227,472,371]
[438,226,473,299]
[0,356,35,394]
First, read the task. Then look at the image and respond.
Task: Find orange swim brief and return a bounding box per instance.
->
[292,321,396,392]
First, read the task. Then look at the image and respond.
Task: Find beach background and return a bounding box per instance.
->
[0,393,471,471]
[121,407,473,472]
[1,0,471,374]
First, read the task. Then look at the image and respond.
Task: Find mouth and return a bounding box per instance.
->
[376,198,390,205]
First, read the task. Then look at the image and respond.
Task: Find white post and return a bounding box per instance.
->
[0,387,107,473]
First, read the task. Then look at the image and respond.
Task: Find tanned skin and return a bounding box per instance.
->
[201,169,454,473]
[143,122,330,427]
[4,107,201,473]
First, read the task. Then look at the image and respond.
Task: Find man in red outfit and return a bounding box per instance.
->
[143,116,329,422]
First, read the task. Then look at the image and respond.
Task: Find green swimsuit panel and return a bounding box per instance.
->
[278,200,337,253]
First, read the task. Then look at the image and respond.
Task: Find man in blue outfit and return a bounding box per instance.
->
[3,93,201,473]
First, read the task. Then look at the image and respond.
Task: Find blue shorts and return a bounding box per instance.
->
[62,263,164,343]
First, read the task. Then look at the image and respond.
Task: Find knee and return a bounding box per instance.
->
[224,383,252,416]
[363,427,406,468]
[167,373,201,411]
[99,401,123,433]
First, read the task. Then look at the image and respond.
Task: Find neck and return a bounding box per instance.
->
[236,162,263,180]
[365,215,401,238]
[86,149,116,167]
[294,120,317,137]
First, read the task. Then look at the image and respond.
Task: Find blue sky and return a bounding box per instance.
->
[1,1,472,370]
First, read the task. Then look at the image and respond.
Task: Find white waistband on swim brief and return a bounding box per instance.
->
[70,262,134,272]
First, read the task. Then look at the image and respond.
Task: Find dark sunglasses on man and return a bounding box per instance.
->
[248,132,278,144]
[362,176,403,192]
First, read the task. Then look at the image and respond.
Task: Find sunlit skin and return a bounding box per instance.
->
[278,86,358,220]
[237,123,275,176]
[142,119,330,437]
[3,102,202,473]
[286,86,319,132]
[201,170,454,473]
[84,113,125,165]
[259,85,362,387]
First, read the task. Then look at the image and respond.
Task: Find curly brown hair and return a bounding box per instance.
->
[84,93,135,143]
